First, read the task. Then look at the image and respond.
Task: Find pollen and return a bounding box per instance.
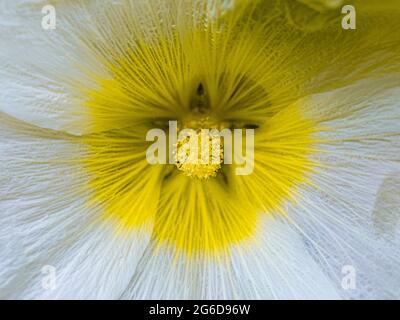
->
[175,129,224,179]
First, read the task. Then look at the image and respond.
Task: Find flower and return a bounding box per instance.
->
[0,0,399,299]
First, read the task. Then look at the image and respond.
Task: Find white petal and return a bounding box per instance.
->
[0,113,151,299]
[19,224,152,300]
[287,77,400,298]
[373,172,400,239]
[122,215,340,299]
[0,1,106,135]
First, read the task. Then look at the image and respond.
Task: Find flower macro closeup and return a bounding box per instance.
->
[0,0,400,300]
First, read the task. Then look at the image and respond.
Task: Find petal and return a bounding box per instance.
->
[373,173,400,238]
[122,215,340,299]
[19,224,152,299]
[232,0,400,110]
[150,174,258,254]
[0,1,109,135]
[287,77,400,298]
[81,123,166,229]
[0,113,152,299]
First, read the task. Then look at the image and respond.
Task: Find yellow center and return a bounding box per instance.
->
[175,129,224,180]
[79,12,319,255]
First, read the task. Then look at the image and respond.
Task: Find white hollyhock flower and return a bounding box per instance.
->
[0,0,399,299]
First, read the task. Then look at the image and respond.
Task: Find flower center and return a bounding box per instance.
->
[81,23,319,254]
[175,129,224,179]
